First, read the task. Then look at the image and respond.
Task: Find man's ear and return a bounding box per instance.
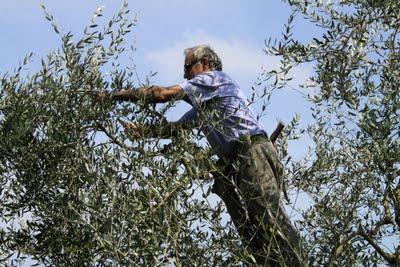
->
[201,58,210,70]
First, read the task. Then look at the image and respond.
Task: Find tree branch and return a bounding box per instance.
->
[328,217,395,267]
[327,233,358,267]
[357,231,397,265]
[96,122,133,151]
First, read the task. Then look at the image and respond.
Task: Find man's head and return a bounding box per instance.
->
[183,45,222,79]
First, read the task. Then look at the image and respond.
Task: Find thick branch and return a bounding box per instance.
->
[358,231,397,265]
[327,233,358,267]
[327,218,396,267]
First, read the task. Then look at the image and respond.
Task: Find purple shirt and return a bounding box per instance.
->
[177,71,267,157]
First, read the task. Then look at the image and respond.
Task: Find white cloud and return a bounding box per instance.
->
[146,29,280,85]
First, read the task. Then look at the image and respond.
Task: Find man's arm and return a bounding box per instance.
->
[112,85,185,103]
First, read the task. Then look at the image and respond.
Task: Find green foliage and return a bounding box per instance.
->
[264,0,400,266]
[0,3,256,266]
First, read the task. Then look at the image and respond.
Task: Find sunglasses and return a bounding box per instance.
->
[184,60,200,72]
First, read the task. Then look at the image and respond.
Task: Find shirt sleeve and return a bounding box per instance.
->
[178,72,219,108]
[178,80,196,106]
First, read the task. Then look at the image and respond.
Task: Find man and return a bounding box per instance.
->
[103,45,304,266]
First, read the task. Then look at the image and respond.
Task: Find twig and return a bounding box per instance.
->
[96,123,133,151]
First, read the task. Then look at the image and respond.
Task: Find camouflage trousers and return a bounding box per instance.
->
[213,137,305,266]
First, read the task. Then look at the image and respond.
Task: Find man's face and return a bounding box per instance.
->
[184,52,204,79]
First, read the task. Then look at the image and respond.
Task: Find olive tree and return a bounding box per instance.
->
[264,0,399,266]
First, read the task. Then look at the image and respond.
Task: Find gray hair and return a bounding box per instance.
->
[184,45,222,71]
